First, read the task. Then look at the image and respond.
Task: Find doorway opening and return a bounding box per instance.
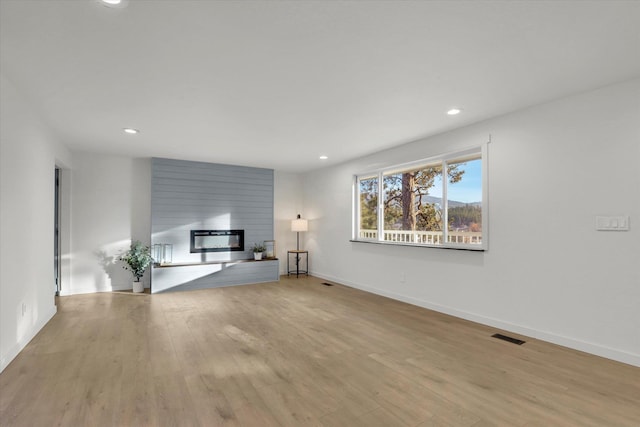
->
[54,167,60,296]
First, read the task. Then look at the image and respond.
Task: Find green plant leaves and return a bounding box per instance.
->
[119,240,153,281]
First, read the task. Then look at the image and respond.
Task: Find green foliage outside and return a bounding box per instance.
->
[359,177,378,230]
[359,163,481,233]
[360,165,465,232]
[448,205,482,231]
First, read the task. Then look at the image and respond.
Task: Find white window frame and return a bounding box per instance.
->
[352,143,488,251]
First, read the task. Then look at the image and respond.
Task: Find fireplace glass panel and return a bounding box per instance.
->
[190,230,245,253]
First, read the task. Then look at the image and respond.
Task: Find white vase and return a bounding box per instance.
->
[254,252,263,260]
[132,281,144,293]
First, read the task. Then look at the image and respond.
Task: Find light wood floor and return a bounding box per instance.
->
[1,276,639,426]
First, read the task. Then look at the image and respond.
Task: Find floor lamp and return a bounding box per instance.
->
[291,214,308,274]
[291,214,308,251]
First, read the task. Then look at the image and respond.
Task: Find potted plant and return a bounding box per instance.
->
[119,240,154,293]
[251,242,266,260]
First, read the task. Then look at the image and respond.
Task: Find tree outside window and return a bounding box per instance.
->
[355,147,485,248]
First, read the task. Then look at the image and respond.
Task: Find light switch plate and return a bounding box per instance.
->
[596,215,630,231]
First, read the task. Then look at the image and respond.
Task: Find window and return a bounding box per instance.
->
[353,145,486,250]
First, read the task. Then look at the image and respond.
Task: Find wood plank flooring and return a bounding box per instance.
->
[1,276,638,426]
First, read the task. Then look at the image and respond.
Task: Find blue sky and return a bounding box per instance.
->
[430,159,482,203]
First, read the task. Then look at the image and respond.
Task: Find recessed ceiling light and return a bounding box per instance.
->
[447,108,462,115]
[319,155,328,160]
[123,128,139,134]
[99,0,128,8]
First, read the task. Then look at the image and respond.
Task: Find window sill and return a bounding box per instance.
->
[350,239,485,252]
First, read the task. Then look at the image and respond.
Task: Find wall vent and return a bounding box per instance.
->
[491,333,525,345]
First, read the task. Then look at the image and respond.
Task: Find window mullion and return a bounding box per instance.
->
[354,176,360,240]
[442,160,448,245]
[377,172,384,241]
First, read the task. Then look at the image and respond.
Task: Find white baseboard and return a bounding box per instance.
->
[0,305,57,373]
[60,283,150,296]
[313,271,640,368]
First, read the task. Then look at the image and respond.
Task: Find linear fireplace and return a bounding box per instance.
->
[190,230,245,253]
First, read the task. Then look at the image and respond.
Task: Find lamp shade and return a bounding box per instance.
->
[291,217,308,232]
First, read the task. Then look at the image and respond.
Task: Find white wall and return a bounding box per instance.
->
[0,73,71,372]
[67,157,300,290]
[274,170,304,274]
[4,70,635,370]
[303,78,640,366]
[67,152,151,294]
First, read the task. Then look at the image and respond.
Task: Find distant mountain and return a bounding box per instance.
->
[424,196,481,209]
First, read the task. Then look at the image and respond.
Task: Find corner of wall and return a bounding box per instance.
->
[0,72,65,373]
[274,170,305,274]
[0,305,57,373]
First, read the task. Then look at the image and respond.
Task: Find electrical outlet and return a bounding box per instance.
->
[21,303,26,316]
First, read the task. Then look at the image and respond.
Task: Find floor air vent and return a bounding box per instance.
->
[321,282,334,286]
[492,333,525,345]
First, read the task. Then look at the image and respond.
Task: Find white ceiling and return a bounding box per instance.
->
[1,0,639,172]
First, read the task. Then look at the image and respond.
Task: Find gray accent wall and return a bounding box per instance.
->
[151,158,278,293]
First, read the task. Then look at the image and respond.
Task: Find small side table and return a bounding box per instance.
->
[287,250,309,277]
